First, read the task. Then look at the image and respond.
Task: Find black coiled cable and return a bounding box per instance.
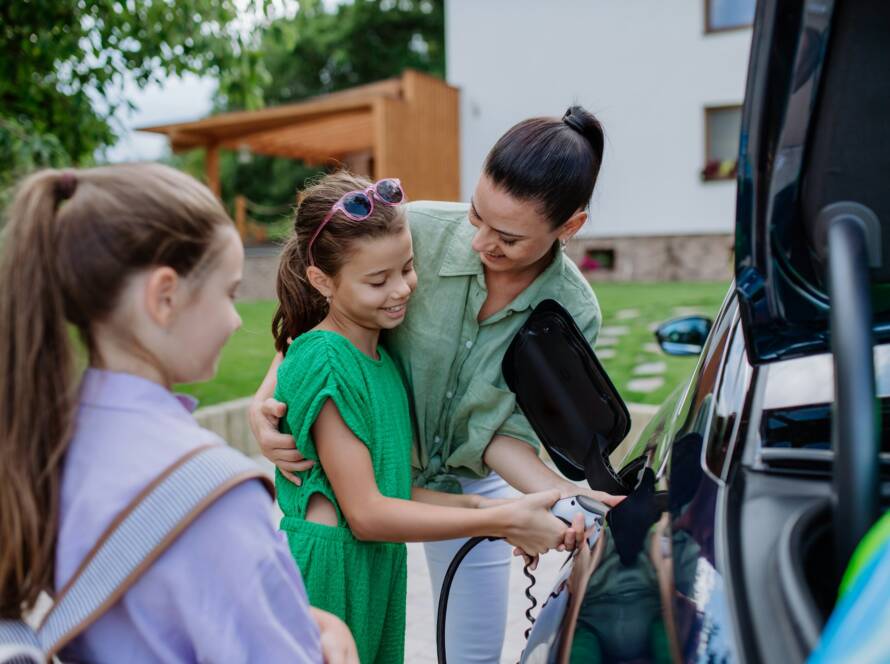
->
[521,562,538,640]
[436,536,494,664]
[436,536,543,664]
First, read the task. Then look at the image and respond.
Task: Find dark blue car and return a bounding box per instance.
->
[517,0,890,661]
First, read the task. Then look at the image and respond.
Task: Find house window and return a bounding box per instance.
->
[702,105,742,181]
[705,0,756,33]
[580,248,615,273]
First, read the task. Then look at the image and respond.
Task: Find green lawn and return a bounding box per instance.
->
[177,280,730,408]
[592,280,730,404]
[175,300,281,407]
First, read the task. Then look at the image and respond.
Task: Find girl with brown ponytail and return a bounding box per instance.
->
[0,163,356,663]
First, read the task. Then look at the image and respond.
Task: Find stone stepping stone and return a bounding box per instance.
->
[600,325,630,336]
[627,377,665,393]
[633,361,667,375]
[648,322,661,332]
[596,348,616,359]
[615,309,640,320]
[596,336,618,347]
[672,306,706,316]
[644,342,662,354]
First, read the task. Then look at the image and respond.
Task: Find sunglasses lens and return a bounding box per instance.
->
[342,192,373,218]
[376,179,404,204]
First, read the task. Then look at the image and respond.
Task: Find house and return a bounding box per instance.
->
[445,0,754,280]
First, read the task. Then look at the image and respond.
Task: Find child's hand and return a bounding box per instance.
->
[512,547,540,570]
[500,489,566,556]
[312,608,359,664]
[512,512,588,569]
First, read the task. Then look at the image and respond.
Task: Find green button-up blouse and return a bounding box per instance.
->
[385,201,601,492]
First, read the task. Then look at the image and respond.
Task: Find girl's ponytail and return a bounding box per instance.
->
[0,170,79,617]
[272,234,327,353]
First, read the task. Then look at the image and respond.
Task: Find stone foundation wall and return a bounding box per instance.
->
[567,233,734,282]
[239,246,281,301]
[194,397,258,456]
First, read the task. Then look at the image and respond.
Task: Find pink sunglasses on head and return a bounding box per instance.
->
[307,178,406,266]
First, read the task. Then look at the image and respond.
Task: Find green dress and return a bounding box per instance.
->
[275,330,412,664]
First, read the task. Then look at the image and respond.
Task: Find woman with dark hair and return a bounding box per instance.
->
[251,105,612,662]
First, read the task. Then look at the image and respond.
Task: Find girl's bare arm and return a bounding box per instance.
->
[312,400,572,556]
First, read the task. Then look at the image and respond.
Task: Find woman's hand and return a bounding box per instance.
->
[569,486,625,508]
[513,548,540,570]
[249,352,312,485]
[248,396,313,485]
[311,608,359,664]
[498,490,567,556]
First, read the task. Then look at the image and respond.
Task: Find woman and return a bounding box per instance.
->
[251,105,612,662]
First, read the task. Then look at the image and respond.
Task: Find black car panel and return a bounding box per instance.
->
[703,310,753,483]
[510,1,890,662]
[735,0,890,365]
[619,289,738,482]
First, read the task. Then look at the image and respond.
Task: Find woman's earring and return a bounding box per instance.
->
[560,238,568,250]
[325,295,332,305]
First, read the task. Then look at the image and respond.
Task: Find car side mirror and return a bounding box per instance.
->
[655,316,712,356]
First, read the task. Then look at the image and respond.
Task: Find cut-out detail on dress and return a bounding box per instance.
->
[305,492,338,527]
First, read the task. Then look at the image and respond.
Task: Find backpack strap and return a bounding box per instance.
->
[37,444,273,658]
[0,619,42,662]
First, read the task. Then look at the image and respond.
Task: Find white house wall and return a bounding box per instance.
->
[445,0,752,238]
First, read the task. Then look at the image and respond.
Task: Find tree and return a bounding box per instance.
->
[255,0,444,107]
[0,117,70,210]
[207,0,445,217]
[0,0,268,204]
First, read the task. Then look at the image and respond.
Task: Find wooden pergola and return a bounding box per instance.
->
[139,69,460,207]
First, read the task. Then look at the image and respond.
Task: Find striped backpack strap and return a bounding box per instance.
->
[35,444,273,659]
[0,620,42,663]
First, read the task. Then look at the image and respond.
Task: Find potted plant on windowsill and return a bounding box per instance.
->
[700,158,738,181]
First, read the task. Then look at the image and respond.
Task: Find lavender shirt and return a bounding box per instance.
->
[56,369,322,663]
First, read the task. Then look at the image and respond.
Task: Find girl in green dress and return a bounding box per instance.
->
[271,172,579,663]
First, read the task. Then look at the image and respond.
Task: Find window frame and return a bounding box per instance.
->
[702,104,743,182]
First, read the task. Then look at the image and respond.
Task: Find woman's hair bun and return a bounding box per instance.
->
[484,104,606,228]
[562,106,604,160]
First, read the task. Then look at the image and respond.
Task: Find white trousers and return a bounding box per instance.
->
[423,473,520,663]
